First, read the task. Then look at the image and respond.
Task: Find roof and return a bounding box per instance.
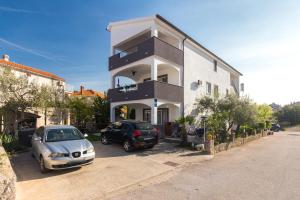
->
[0,59,65,81]
[108,15,242,76]
[70,86,105,98]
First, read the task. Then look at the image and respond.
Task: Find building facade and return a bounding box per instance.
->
[107,15,242,127]
[0,54,69,134]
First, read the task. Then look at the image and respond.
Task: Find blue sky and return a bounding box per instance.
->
[0,0,299,105]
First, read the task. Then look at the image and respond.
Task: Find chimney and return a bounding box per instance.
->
[80,85,84,94]
[2,54,9,61]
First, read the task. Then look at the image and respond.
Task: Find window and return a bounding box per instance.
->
[36,127,44,138]
[213,60,217,72]
[121,123,130,132]
[129,109,136,120]
[144,74,168,83]
[206,82,212,95]
[157,74,168,83]
[214,85,219,97]
[143,109,151,122]
[112,122,122,130]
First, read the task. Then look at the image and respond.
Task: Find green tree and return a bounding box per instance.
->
[92,95,110,130]
[175,115,195,145]
[35,85,66,125]
[67,96,93,131]
[196,95,258,143]
[256,104,273,129]
[275,102,300,126]
[0,68,40,135]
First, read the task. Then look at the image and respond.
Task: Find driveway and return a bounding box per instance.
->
[11,141,212,200]
[110,131,300,200]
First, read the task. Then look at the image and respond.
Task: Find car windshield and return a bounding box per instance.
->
[134,122,153,130]
[46,128,84,142]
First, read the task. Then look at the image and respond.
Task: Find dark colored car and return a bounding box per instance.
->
[270,123,281,132]
[100,120,159,152]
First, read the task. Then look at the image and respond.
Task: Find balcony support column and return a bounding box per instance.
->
[110,76,116,89]
[178,67,183,86]
[151,105,158,125]
[110,106,115,122]
[151,59,158,81]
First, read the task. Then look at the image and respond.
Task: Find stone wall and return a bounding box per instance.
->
[0,145,16,200]
[214,132,267,153]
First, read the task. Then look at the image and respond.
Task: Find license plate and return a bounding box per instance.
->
[143,137,153,141]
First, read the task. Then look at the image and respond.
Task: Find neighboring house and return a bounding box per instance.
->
[0,54,69,134]
[67,86,104,132]
[68,85,104,100]
[106,15,242,132]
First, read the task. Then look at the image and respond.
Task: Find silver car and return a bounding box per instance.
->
[31,125,95,173]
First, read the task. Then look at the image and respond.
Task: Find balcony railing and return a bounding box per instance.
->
[108,81,183,103]
[109,37,183,71]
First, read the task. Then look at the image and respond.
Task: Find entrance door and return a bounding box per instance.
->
[143,108,169,125]
[157,108,169,125]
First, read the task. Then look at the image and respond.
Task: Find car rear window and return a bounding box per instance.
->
[134,122,153,130]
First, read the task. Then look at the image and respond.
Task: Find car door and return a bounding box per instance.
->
[120,123,130,143]
[111,123,122,142]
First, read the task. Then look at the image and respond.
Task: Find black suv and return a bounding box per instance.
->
[100,120,159,152]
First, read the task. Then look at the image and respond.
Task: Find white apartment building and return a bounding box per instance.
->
[107,15,242,129]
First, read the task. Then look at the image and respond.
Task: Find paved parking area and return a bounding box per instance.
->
[11,141,212,200]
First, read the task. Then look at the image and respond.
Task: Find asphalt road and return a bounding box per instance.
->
[110,131,300,200]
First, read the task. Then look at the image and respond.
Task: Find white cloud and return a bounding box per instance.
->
[0,6,35,13]
[230,31,300,105]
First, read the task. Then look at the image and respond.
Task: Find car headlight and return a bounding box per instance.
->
[87,147,95,153]
[49,152,66,158]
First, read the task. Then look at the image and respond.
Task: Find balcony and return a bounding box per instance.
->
[108,80,183,103]
[109,37,183,71]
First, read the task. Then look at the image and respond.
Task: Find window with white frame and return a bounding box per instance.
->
[206,82,212,95]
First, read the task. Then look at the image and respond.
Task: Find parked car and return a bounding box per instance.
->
[270,123,281,132]
[100,120,159,152]
[31,125,95,173]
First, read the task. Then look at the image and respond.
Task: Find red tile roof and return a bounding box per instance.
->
[0,59,65,81]
[70,86,105,98]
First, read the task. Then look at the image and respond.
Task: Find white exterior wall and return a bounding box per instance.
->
[183,42,232,116]
[0,66,64,88]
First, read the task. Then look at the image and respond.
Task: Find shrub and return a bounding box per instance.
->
[1,134,18,152]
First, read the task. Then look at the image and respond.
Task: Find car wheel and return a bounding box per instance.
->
[123,139,133,152]
[100,134,110,145]
[40,156,49,173]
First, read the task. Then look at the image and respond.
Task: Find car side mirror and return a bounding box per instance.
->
[34,136,42,141]
[84,134,88,138]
